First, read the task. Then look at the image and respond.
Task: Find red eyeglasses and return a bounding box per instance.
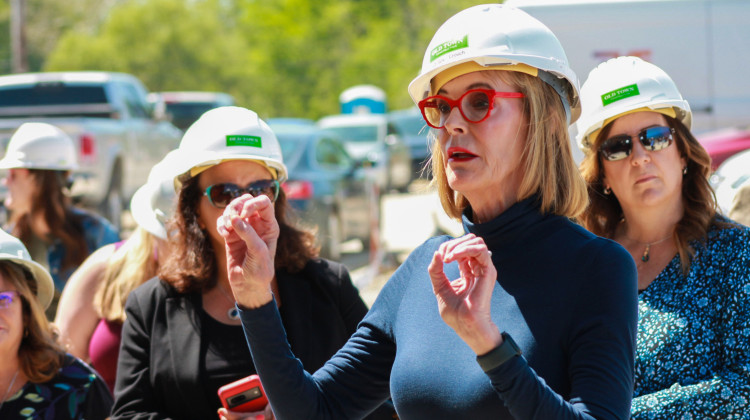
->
[418,88,525,129]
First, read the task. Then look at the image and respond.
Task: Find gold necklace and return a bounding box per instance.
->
[216,284,240,321]
[0,369,19,412]
[626,234,672,262]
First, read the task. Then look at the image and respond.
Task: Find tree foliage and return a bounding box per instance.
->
[39,0,481,119]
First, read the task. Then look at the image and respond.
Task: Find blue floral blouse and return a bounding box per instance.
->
[0,354,112,419]
[633,219,750,419]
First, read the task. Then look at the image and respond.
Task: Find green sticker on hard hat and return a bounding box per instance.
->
[430,35,469,62]
[226,135,262,148]
[601,84,640,106]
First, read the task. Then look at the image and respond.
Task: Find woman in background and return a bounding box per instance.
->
[577,56,750,418]
[1,122,119,317]
[0,228,112,418]
[112,107,392,420]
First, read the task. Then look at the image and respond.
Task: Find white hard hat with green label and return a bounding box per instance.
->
[0,229,55,309]
[0,122,78,171]
[166,106,287,188]
[130,150,179,239]
[576,56,692,154]
[408,3,580,124]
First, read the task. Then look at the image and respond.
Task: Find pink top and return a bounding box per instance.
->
[88,318,123,393]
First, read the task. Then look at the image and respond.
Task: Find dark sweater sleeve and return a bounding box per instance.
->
[483,238,638,420]
[240,295,396,420]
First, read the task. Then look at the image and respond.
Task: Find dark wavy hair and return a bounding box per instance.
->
[158,174,319,293]
[579,116,718,273]
[10,169,88,271]
[1,262,65,383]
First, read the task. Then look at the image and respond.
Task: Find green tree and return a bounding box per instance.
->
[44,0,483,119]
[46,0,250,99]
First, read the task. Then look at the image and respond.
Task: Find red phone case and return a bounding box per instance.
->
[218,374,268,413]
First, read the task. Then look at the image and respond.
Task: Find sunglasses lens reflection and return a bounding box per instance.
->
[600,136,632,161]
[600,126,673,161]
[206,180,279,208]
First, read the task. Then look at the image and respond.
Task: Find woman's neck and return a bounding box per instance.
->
[29,213,51,240]
[469,191,518,224]
[619,199,683,243]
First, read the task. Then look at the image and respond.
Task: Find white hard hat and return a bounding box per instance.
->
[408,4,580,124]
[0,229,55,310]
[129,150,178,240]
[0,122,78,171]
[576,56,692,154]
[166,106,287,187]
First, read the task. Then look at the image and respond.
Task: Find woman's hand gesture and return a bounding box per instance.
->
[428,234,502,355]
[217,194,279,309]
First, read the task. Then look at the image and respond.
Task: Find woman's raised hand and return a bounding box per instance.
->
[217,194,279,309]
[428,234,502,355]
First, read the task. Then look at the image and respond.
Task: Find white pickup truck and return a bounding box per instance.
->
[0,71,182,227]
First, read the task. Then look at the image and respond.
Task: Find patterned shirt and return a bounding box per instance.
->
[633,219,750,419]
[0,355,112,419]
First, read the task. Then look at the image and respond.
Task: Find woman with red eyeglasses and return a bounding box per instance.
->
[578,56,750,418]
[219,5,638,420]
[111,106,394,420]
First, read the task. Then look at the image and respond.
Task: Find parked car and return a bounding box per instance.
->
[148,91,235,131]
[710,148,750,215]
[269,122,379,260]
[0,71,182,227]
[317,113,412,192]
[697,127,750,171]
[388,107,431,177]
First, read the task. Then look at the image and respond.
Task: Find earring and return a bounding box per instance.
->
[683,166,688,175]
[603,186,612,195]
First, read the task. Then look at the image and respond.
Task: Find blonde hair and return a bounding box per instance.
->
[430,70,588,220]
[93,226,159,322]
[1,262,64,383]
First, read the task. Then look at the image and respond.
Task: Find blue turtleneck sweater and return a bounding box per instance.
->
[240,197,638,419]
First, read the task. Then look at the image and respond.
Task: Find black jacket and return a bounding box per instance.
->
[111,259,380,419]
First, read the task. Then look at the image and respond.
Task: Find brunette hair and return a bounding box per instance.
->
[158,174,318,293]
[94,227,160,322]
[1,262,64,383]
[579,116,718,272]
[429,70,588,220]
[10,169,88,270]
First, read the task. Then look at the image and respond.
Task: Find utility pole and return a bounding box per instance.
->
[10,0,28,73]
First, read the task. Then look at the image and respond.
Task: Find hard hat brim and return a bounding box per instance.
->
[0,254,55,310]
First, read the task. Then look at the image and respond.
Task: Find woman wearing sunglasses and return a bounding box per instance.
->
[111,106,391,420]
[219,5,637,419]
[0,229,112,418]
[578,56,750,418]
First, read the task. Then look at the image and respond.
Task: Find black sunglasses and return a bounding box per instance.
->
[599,126,675,161]
[203,180,280,208]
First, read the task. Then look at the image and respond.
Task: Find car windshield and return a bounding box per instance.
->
[390,113,427,137]
[165,102,222,130]
[275,132,308,169]
[0,85,108,106]
[324,125,378,143]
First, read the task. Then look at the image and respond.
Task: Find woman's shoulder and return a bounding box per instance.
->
[33,355,107,400]
[128,276,176,305]
[70,207,120,244]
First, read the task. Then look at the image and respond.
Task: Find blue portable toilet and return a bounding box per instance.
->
[340,85,387,114]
